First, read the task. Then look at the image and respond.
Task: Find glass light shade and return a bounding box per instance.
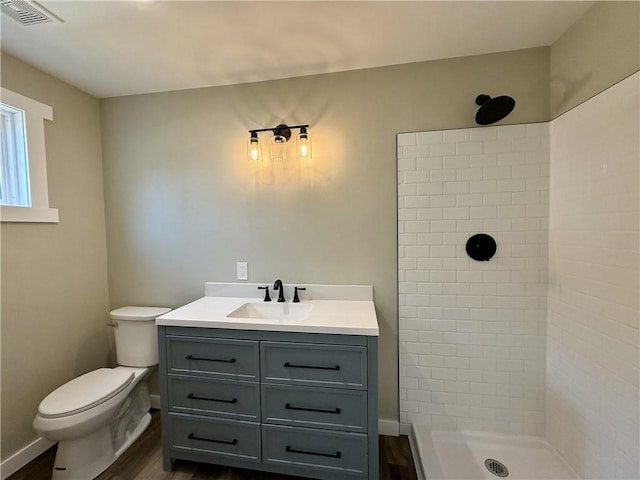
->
[296,128,312,160]
[271,134,287,161]
[247,134,262,162]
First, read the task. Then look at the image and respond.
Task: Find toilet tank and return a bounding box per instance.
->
[110,306,171,367]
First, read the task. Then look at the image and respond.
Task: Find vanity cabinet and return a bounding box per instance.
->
[158,326,378,480]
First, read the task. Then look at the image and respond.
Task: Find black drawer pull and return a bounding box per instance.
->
[185,355,236,363]
[187,433,238,445]
[187,393,238,404]
[285,403,341,415]
[283,362,340,371]
[285,445,341,459]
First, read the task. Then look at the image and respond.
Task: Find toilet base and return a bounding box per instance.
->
[51,412,151,480]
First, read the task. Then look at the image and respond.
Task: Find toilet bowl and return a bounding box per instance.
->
[33,306,170,480]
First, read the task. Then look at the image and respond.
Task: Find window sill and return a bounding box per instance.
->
[0,205,59,223]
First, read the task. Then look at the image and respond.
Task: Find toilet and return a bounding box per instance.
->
[33,306,170,480]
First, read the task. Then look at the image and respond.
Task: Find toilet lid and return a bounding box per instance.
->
[110,306,171,321]
[38,368,134,418]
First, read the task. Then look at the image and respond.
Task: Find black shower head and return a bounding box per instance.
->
[475,94,516,125]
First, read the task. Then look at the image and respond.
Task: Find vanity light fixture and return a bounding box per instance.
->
[247,124,311,162]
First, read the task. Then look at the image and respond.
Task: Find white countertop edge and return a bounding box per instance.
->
[156,318,379,336]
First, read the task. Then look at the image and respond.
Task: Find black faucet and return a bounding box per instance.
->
[273,279,285,302]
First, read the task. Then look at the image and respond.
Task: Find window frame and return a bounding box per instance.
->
[0,88,58,223]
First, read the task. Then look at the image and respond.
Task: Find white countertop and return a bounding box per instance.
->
[156,283,379,336]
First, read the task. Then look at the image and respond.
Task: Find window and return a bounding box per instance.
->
[1,102,30,206]
[0,88,58,223]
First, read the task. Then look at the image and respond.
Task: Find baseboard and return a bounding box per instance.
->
[378,418,400,436]
[0,436,55,480]
[150,393,161,410]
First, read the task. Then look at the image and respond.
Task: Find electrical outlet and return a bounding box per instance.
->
[236,262,248,281]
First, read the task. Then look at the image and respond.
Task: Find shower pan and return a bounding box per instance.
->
[410,426,578,480]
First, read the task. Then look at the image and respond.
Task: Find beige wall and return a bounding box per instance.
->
[550,1,640,118]
[100,47,551,424]
[0,53,111,458]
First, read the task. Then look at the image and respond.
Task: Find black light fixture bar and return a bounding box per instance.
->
[248,124,309,142]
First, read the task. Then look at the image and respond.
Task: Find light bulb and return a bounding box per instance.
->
[247,132,262,163]
[296,127,312,160]
[250,145,260,161]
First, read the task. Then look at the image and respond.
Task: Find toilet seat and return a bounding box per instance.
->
[38,368,134,418]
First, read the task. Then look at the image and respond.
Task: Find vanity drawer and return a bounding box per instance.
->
[169,413,261,463]
[168,375,260,421]
[261,342,367,388]
[262,424,367,477]
[262,383,367,432]
[167,336,258,380]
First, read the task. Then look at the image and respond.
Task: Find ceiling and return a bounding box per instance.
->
[1,1,594,98]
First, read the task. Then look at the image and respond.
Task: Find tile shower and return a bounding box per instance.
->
[398,123,550,436]
[398,73,639,479]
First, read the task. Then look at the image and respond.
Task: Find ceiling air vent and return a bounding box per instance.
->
[1,0,60,26]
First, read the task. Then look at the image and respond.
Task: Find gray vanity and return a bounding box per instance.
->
[156,283,379,480]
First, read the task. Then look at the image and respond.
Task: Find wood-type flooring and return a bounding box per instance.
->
[8,410,418,480]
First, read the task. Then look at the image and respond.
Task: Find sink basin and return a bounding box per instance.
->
[227,302,314,321]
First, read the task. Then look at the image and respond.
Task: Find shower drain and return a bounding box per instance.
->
[485,458,509,477]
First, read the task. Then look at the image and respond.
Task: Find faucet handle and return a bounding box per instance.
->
[258,286,271,302]
[293,287,306,303]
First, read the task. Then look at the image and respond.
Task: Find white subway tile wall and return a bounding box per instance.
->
[398,123,550,436]
[547,73,639,480]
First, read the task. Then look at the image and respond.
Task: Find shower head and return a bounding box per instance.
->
[474,94,516,125]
